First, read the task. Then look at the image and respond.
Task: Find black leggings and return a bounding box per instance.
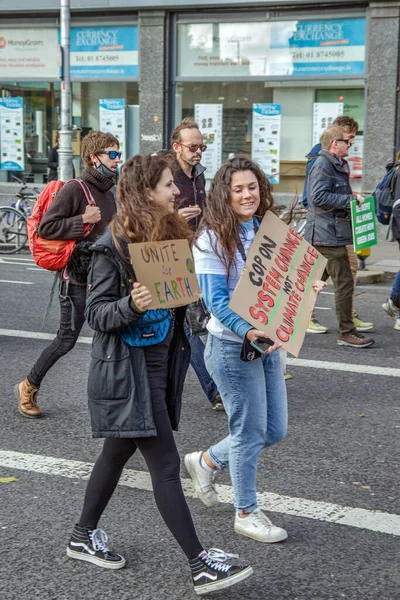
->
[79,409,203,560]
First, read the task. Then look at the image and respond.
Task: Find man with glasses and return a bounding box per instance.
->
[170,118,223,411]
[171,117,207,229]
[304,125,374,348]
[303,116,373,335]
[15,131,119,418]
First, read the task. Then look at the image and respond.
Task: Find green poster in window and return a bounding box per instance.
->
[350,197,378,252]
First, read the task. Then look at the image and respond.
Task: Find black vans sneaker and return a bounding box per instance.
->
[66,524,126,570]
[189,548,253,595]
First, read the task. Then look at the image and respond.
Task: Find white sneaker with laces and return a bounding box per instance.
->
[234,508,288,543]
[184,451,219,508]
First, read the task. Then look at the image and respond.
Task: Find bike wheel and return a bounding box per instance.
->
[0,206,28,254]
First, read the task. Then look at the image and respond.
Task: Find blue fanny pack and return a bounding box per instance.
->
[119,308,172,347]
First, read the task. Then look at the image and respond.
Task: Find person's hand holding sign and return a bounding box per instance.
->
[312,280,328,294]
[131,282,153,312]
[245,328,282,355]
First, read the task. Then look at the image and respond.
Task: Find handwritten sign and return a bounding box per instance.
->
[350,197,378,252]
[128,239,201,309]
[229,212,327,357]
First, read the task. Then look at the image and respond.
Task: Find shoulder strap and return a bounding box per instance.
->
[67,179,97,238]
[389,165,400,193]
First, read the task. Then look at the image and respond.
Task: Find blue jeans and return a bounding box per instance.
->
[391,270,400,303]
[184,323,219,404]
[204,335,288,513]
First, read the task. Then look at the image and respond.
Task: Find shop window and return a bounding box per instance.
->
[175,82,364,194]
[0,81,139,183]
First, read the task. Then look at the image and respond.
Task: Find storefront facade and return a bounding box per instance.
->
[0,0,399,197]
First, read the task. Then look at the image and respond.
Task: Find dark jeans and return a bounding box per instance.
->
[314,245,355,335]
[391,270,400,307]
[184,323,218,404]
[27,281,86,387]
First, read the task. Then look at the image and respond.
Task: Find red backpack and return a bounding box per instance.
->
[27,179,96,271]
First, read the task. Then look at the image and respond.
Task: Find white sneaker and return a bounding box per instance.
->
[234,508,288,543]
[382,298,400,319]
[184,451,219,508]
[395,318,400,331]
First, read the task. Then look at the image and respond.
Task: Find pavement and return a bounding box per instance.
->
[351,226,399,285]
[0,254,400,600]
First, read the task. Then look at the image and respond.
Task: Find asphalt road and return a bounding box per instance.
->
[0,255,399,600]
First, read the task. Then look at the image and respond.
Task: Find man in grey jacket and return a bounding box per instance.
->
[304,125,374,348]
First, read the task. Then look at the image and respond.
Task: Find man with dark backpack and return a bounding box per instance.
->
[14,130,120,418]
[382,151,400,330]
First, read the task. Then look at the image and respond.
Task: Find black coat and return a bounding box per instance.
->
[85,229,191,438]
[304,150,357,247]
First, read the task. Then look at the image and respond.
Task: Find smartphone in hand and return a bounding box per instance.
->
[250,337,274,354]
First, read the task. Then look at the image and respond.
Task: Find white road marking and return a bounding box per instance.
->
[320,291,335,295]
[0,280,34,285]
[0,259,38,267]
[0,328,92,343]
[0,256,33,263]
[286,357,400,377]
[0,450,398,538]
[26,268,47,272]
[0,328,399,377]
[314,307,331,311]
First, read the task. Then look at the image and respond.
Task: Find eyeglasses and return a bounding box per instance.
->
[99,150,122,159]
[179,143,207,153]
[335,139,351,146]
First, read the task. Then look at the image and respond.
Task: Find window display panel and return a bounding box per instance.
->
[176,82,364,193]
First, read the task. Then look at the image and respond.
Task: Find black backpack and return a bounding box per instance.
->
[372,165,400,225]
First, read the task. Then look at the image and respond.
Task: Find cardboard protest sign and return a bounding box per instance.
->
[128,240,201,309]
[350,197,378,252]
[229,212,327,357]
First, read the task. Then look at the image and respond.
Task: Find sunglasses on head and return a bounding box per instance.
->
[180,143,207,153]
[99,150,122,159]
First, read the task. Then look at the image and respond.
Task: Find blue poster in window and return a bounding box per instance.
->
[251,104,281,185]
[270,18,365,76]
[0,97,24,171]
[70,26,138,78]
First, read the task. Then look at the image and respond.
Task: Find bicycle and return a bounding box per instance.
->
[0,176,40,254]
[279,203,307,236]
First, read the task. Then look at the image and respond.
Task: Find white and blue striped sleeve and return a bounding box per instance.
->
[193,231,253,339]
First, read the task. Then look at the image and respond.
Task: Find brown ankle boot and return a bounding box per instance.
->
[14,378,41,418]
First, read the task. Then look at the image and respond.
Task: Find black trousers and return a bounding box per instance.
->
[28,281,86,387]
[78,333,203,561]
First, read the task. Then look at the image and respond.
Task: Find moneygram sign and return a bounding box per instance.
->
[0,28,60,79]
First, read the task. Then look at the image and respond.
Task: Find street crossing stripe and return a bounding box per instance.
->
[0,280,34,285]
[0,328,399,377]
[0,450,399,538]
[285,357,400,377]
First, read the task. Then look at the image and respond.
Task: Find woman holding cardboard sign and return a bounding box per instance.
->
[187,156,325,543]
[67,155,253,596]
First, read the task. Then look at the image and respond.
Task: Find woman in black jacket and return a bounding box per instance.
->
[66,155,252,596]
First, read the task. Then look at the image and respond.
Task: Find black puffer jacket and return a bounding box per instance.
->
[85,229,191,438]
[304,150,357,247]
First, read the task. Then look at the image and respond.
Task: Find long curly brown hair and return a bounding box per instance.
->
[112,155,193,258]
[197,155,274,274]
